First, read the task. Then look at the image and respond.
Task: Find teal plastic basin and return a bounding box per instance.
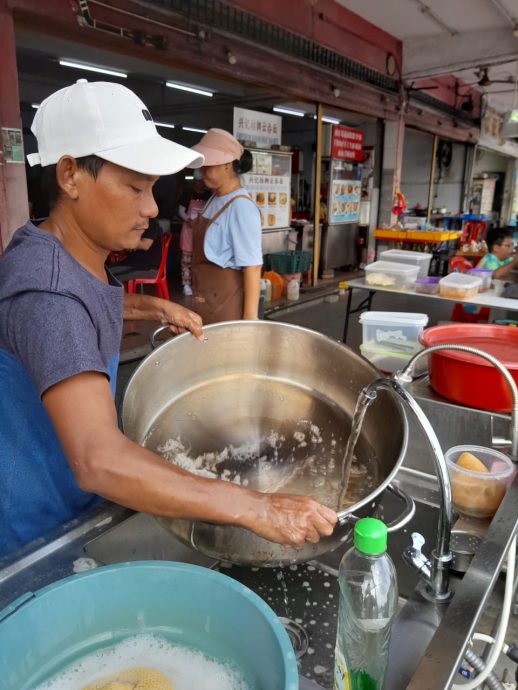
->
[0,561,298,690]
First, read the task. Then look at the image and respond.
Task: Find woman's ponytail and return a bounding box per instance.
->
[232,150,253,175]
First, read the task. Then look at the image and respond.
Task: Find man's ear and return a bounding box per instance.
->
[55,156,81,200]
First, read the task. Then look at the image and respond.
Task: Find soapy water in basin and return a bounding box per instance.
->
[34,633,251,690]
[142,377,379,510]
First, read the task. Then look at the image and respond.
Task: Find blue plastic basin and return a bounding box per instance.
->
[0,561,298,689]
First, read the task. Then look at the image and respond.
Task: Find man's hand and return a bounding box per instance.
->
[243,493,338,547]
[159,300,204,341]
[123,293,203,341]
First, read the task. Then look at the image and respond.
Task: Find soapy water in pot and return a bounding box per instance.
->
[34,633,251,690]
[142,378,379,511]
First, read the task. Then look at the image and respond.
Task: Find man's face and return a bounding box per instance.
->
[74,161,159,252]
[494,237,514,261]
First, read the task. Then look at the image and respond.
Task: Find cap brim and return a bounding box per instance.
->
[189,143,235,167]
[98,136,204,175]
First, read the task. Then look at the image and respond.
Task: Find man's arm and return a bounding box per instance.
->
[242,265,262,320]
[43,372,337,547]
[123,293,204,340]
[493,254,518,279]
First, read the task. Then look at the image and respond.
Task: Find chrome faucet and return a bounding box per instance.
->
[396,344,518,461]
[361,376,454,601]
[393,343,518,602]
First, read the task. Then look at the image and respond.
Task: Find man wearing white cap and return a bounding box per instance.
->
[0,80,336,557]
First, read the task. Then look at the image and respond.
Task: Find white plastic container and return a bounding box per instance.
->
[287,279,300,301]
[364,261,419,290]
[468,268,492,292]
[379,249,432,278]
[439,273,482,300]
[359,311,429,353]
[360,344,427,374]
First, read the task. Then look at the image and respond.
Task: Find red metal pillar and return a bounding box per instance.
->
[0,0,29,252]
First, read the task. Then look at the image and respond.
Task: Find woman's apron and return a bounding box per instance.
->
[192,194,253,325]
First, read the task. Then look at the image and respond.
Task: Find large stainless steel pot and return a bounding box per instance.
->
[122,321,408,566]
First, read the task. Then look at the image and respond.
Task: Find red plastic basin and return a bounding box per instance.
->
[420,324,518,413]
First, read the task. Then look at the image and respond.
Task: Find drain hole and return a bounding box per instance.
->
[279,617,309,659]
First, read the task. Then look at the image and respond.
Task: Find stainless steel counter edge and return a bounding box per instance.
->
[406,470,518,689]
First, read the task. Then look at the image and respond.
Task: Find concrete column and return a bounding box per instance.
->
[0,0,29,252]
[378,115,405,229]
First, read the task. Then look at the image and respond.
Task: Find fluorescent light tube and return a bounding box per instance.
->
[184,175,194,180]
[182,126,208,133]
[31,103,40,109]
[313,115,341,124]
[154,121,176,129]
[273,106,306,117]
[166,81,214,97]
[322,116,341,124]
[59,59,127,79]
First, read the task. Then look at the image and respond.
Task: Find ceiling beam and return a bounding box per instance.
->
[403,27,518,79]
[488,0,518,28]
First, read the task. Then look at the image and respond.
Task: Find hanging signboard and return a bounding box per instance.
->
[1,127,24,163]
[331,125,364,161]
[233,107,282,148]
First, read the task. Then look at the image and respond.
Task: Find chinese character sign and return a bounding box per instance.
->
[233,107,282,148]
[331,125,364,162]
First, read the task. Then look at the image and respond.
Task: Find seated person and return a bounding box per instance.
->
[109,218,163,281]
[477,227,518,280]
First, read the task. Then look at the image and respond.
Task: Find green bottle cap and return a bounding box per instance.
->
[353,517,388,555]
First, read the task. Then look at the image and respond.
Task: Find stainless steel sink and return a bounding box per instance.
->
[84,512,217,569]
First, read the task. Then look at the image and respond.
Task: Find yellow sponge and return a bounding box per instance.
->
[81,667,173,690]
[456,451,488,473]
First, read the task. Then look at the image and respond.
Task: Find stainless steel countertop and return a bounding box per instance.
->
[1,470,517,690]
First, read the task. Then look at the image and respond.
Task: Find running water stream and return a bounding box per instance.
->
[337,388,377,510]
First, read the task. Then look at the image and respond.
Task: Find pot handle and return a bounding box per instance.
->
[149,324,173,349]
[384,483,416,533]
[336,483,415,532]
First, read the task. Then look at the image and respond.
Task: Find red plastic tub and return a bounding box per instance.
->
[420,324,518,413]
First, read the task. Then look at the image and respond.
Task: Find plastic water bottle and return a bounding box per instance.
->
[334,518,398,690]
[287,279,300,301]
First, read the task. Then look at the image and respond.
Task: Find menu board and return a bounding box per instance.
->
[241,151,292,229]
[329,180,361,224]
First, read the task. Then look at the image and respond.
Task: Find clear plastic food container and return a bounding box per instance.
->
[439,273,482,299]
[379,249,432,278]
[445,445,515,518]
[359,311,428,352]
[364,261,420,290]
[468,268,493,292]
[360,344,427,375]
[415,276,440,295]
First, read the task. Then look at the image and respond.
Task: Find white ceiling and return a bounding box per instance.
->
[336,0,518,112]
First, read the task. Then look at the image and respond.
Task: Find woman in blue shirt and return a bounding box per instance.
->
[190,129,262,324]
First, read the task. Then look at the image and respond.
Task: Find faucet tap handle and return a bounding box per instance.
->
[411,531,426,552]
[403,531,432,582]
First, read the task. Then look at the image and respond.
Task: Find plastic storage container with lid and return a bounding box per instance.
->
[360,344,428,375]
[445,445,515,518]
[364,261,420,290]
[468,267,492,292]
[379,249,432,278]
[439,272,482,299]
[415,276,440,294]
[359,311,429,353]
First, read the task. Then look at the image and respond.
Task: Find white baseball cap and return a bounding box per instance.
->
[27,79,204,175]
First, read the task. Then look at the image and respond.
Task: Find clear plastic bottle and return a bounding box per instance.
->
[287,279,300,301]
[334,517,398,690]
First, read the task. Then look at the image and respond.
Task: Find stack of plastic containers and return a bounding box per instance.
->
[359,311,429,373]
[379,249,432,278]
